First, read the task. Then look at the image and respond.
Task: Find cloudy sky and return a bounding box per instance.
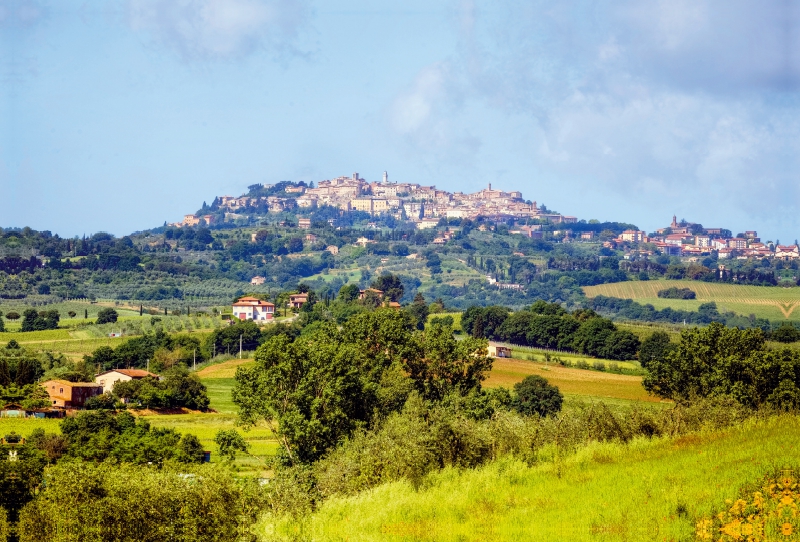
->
[1,0,799,241]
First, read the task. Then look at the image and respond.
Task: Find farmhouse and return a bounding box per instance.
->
[288,293,309,309]
[95,369,159,395]
[487,343,512,358]
[250,276,266,285]
[41,380,103,408]
[232,296,275,321]
[359,288,384,300]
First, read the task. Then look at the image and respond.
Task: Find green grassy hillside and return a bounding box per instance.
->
[259,414,800,541]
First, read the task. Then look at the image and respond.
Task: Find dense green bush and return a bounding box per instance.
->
[96,307,118,324]
[771,324,800,343]
[18,462,265,542]
[113,366,209,410]
[643,322,800,407]
[60,410,207,464]
[657,287,696,299]
[512,375,563,417]
[20,309,59,331]
[269,395,754,515]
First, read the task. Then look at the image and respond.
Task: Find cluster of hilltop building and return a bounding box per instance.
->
[177,172,577,228]
[614,216,800,261]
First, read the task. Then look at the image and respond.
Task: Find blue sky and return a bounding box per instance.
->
[1,0,799,242]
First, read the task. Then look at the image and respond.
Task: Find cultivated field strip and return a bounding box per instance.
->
[584,280,800,318]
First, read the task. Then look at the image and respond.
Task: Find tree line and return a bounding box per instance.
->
[461,301,641,360]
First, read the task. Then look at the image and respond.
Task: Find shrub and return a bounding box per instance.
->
[512,375,563,417]
[657,287,696,299]
[17,462,265,542]
[593,361,606,371]
[771,324,800,343]
[96,308,118,324]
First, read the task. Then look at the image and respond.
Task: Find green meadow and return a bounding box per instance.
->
[259,414,800,541]
[0,356,276,475]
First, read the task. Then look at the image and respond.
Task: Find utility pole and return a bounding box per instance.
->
[239,334,242,359]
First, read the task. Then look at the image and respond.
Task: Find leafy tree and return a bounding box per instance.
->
[21,309,59,332]
[96,308,118,324]
[214,429,249,461]
[643,322,767,404]
[27,429,69,463]
[600,330,640,361]
[177,434,206,463]
[17,462,264,542]
[205,320,262,356]
[338,283,360,303]
[233,326,369,464]
[405,322,493,401]
[572,317,616,357]
[512,375,563,417]
[60,410,204,464]
[772,324,800,343]
[529,300,567,316]
[112,367,208,410]
[407,293,429,330]
[371,273,405,302]
[83,393,119,410]
[526,315,580,350]
[461,306,509,339]
[639,331,674,369]
[0,435,46,525]
[287,237,304,253]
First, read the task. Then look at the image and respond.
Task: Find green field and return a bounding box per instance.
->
[584,280,800,321]
[260,414,800,541]
[0,357,277,475]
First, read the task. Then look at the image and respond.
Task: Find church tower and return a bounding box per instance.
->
[671,215,677,228]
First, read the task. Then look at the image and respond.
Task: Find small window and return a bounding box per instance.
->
[60,388,64,393]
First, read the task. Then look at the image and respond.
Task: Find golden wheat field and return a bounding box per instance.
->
[484,358,664,404]
[584,280,800,320]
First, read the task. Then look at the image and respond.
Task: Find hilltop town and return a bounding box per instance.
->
[173,171,800,263]
[176,172,577,229]
[613,215,799,261]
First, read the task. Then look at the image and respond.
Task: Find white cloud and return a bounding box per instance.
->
[128,0,309,61]
[390,64,449,134]
[388,0,800,234]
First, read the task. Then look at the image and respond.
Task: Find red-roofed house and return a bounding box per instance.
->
[232,296,275,321]
[41,380,103,408]
[776,245,800,260]
[288,293,309,309]
[95,369,159,395]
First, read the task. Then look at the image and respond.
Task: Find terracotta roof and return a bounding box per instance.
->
[233,297,275,307]
[98,369,157,378]
[42,380,103,388]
